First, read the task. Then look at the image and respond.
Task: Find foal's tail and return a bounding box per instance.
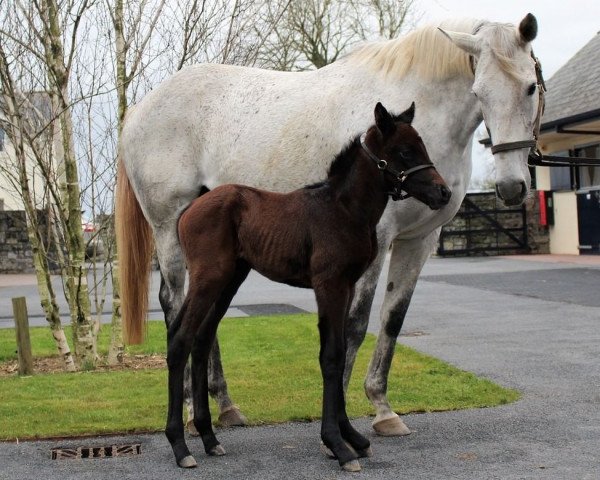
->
[115,160,154,345]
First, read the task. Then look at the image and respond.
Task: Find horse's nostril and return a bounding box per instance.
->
[441,185,452,202]
[520,181,527,197]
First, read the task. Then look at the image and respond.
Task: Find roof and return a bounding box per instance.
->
[541,32,600,128]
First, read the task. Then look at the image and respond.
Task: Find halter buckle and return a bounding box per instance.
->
[377,159,388,170]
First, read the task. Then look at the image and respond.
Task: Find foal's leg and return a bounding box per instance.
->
[336,286,372,458]
[165,273,232,468]
[365,232,439,436]
[154,229,205,434]
[315,280,366,472]
[191,263,251,455]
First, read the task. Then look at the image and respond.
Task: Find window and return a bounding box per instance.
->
[576,144,600,189]
[549,151,574,191]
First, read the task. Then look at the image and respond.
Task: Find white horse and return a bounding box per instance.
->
[117,14,540,438]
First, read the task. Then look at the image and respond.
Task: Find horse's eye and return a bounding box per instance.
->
[527,83,536,96]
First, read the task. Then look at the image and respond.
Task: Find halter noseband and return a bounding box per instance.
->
[359,133,435,201]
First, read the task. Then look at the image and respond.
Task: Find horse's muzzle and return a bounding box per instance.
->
[428,184,452,210]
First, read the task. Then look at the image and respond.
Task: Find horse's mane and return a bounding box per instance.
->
[347,18,525,80]
[303,136,361,191]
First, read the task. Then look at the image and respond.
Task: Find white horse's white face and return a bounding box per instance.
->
[441,14,540,205]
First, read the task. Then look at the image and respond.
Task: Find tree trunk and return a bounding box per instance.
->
[43,0,96,367]
[0,43,77,372]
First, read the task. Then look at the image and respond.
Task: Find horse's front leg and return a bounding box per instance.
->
[365,230,440,436]
[315,280,366,472]
[343,231,391,391]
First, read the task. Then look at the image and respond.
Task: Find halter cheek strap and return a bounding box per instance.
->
[483,52,547,159]
[359,133,435,201]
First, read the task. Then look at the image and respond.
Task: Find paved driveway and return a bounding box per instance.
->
[1,255,599,479]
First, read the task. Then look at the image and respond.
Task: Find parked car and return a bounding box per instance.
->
[82,221,104,259]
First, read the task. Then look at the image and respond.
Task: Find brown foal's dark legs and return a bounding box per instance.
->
[191,263,251,456]
[165,278,229,468]
[337,287,371,456]
[315,280,366,471]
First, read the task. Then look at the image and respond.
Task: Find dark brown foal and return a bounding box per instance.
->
[165,102,451,472]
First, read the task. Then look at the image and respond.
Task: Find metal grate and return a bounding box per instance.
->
[51,443,141,460]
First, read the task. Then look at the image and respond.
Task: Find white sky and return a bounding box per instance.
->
[415,0,600,185]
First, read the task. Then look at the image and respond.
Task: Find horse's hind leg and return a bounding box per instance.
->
[365,232,439,436]
[207,338,247,426]
[191,262,250,455]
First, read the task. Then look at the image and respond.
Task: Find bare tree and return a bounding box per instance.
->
[258,0,417,71]
[0,12,76,370]
[0,0,99,367]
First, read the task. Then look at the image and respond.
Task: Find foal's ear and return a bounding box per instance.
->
[374,102,395,136]
[395,102,415,125]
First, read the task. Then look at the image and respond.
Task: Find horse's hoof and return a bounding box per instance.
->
[356,446,373,458]
[186,419,200,437]
[341,460,361,472]
[208,444,226,456]
[372,414,411,436]
[178,455,197,468]
[217,406,247,427]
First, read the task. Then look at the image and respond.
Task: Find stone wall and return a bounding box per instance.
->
[0,211,34,273]
[438,190,550,256]
[0,210,58,273]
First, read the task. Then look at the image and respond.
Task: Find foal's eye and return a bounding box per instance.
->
[395,150,409,159]
[527,83,537,96]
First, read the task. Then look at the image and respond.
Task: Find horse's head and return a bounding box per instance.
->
[364,102,451,210]
[440,13,542,206]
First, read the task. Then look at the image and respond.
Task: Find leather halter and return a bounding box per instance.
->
[485,52,547,159]
[360,133,435,201]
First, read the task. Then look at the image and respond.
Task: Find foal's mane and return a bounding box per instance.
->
[347,18,526,80]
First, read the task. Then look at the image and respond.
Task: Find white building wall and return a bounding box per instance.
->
[549,191,580,254]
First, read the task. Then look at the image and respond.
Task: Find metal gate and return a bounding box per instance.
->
[438,192,530,256]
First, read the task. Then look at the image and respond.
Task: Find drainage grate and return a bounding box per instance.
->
[51,444,141,460]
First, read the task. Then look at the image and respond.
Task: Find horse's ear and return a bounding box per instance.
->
[438,28,480,56]
[374,102,395,136]
[518,13,538,43]
[395,102,415,125]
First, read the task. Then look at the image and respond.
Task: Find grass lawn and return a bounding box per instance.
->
[0,314,519,440]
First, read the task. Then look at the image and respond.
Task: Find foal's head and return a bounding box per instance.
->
[364,103,451,210]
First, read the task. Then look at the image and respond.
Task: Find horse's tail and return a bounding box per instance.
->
[116,159,154,345]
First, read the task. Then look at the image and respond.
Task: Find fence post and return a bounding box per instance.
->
[12,297,33,376]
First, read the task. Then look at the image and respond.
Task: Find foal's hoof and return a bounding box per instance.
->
[341,460,361,472]
[186,419,200,437]
[372,413,411,436]
[217,406,247,427]
[178,455,197,468]
[320,442,372,459]
[208,444,226,456]
[356,446,373,458]
[320,442,336,459]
